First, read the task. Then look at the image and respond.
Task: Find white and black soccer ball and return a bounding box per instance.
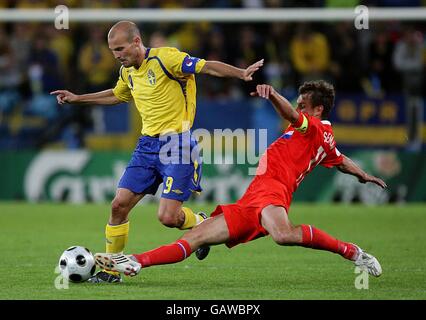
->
[58,246,96,283]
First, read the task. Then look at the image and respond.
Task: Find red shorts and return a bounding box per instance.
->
[211,177,290,248]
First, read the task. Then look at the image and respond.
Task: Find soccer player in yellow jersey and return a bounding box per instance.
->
[51,21,263,283]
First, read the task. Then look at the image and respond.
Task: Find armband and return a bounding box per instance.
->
[294,113,308,134]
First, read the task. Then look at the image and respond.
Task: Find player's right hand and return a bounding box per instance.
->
[50,90,78,105]
[242,59,264,81]
[250,84,276,99]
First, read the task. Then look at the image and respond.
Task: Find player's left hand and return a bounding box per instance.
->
[359,175,387,189]
[250,84,275,99]
[242,59,264,81]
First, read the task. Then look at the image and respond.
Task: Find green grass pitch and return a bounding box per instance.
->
[0,202,425,300]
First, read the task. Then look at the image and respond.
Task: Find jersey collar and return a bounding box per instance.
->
[145,47,151,59]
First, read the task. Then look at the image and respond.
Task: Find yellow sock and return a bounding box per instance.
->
[179,207,205,230]
[105,221,129,275]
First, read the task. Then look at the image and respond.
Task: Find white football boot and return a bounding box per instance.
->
[353,245,382,277]
[94,253,141,277]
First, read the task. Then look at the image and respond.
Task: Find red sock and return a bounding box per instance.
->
[133,239,192,268]
[301,225,357,260]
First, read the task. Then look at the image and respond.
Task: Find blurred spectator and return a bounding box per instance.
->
[328,22,363,92]
[393,27,424,151]
[325,0,359,7]
[361,0,422,6]
[393,28,423,96]
[0,26,22,116]
[28,33,62,93]
[423,31,426,97]
[263,22,296,140]
[27,32,62,120]
[0,1,10,8]
[202,0,234,7]
[290,23,331,83]
[132,0,160,8]
[234,25,266,96]
[199,26,234,98]
[78,25,116,92]
[70,25,117,147]
[149,30,168,48]
[13,29,62,147]
[16,0,50,8]
[280,0,324,7]
[168,22,204,54]
[362,28,398,98]
[50,0,82,7]
[241,0,264,8]
[159,0,185,8]
[264,22,294,90]
[81,0,121,8]
[264,0,285,7]
[10,23,33,76]
[46,26,75,85]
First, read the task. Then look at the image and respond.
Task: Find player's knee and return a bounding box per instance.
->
[271,229,299,246]
[158,211,180,228]
[272,233,291,245]
[111,197,130,219]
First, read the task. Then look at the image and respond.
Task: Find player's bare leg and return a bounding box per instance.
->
[261,205,382,277]
[158,198,210,259]
[157,198,205,228]
[181,213,230,249]
[95,214,230,276]
[88,188,144,283]
[110,188,145,225]
[260,205,303,245]
[157,198,186,227]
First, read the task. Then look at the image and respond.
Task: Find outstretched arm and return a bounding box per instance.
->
[200,59,264,81]
[337,155,387,189]
[250,84,300,123]
[50,89,122,106]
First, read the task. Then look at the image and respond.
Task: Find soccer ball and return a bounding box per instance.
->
[58,246,96,283]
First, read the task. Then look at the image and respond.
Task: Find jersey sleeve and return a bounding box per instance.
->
[320,146,344,168]
[112,66,132,102]
[293,112,309,134]
[293,112,322,136]
[161,47,206,77]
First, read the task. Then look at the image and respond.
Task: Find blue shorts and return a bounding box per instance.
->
[118,131,202,202]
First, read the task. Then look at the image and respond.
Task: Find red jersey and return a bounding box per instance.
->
[237,112,343,210]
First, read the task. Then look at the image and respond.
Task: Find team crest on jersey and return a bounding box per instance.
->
[147,69,156,86]
[128,74,134,90]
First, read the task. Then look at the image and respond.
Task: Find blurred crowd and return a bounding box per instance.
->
[0,1,425,150]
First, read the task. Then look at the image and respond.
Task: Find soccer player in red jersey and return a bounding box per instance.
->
[95,80,387,278]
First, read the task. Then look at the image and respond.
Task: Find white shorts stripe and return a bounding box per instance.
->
[309,225,313,242]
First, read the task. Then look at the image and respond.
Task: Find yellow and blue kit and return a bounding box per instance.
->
[113,47,205,201]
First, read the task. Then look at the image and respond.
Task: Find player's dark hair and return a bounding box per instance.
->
[298,80,335,119]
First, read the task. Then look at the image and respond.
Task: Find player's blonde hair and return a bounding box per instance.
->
[109,21,141,43]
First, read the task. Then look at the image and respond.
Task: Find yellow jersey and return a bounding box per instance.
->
[112,47,206,136]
